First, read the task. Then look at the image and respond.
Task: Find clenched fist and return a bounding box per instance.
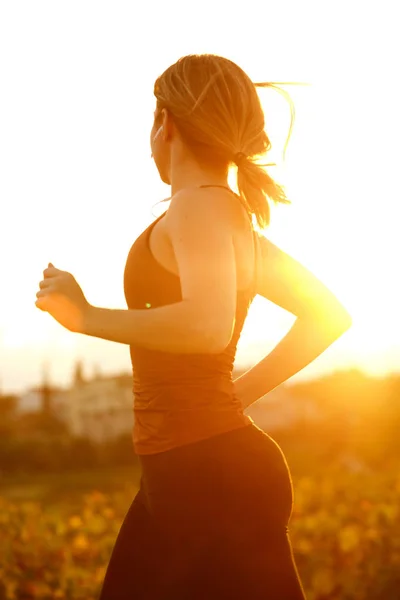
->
[35,263,90,333]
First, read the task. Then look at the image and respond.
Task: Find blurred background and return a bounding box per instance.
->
[0,1,399,599]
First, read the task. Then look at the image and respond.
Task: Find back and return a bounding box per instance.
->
[124,198,257,455]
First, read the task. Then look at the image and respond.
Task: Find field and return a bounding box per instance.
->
[1,459,400,599]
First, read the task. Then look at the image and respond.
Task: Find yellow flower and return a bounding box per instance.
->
[297,538,313,554]
[86,515,107,535]
[73,533,90,551]
[339,524,360,553]
[102,507,115,520]
[381,503,398,523]
[312,567,336,595]
[68,515,83,529]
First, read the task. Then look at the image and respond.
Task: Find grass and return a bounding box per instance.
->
[0,464,141,506]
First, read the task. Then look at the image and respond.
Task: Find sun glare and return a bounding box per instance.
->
[2,317,49,349]
[1,315,76,351]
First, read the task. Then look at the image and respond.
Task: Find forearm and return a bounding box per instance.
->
[81,301,221,353]
[234,316,351,410]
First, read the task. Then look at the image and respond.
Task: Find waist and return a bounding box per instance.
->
[138,422,281,472]
[133,400,252,455]
[130,355,248,454]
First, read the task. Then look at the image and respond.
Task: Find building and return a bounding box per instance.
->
[15,362,134,443]
[66,364,134,442]
[17,386,69,415]
[245,386,323,432]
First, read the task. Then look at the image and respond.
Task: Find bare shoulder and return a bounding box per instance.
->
[164,187,244,234]
[164,188,256,293]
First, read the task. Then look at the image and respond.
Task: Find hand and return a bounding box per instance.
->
[35,263,91,333]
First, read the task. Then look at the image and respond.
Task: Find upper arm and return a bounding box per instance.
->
[165,190,237,351]
[255,234,352,326]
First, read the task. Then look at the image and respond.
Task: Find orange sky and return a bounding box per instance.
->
[0,1,399,393]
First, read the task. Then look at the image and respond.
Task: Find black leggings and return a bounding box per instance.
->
[99,423,306,599]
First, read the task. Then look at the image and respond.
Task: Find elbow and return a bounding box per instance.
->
[339,310,352,333]
[333,314,352,340]
[331,303,352,335]
[301,302,352,341]
[315,306,352,340]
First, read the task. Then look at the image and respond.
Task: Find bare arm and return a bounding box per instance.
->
[234,235,352,409]
[80,188,238,353]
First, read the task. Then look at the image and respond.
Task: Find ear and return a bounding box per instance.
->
[161,108,174,141]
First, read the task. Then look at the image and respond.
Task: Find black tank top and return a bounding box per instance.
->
[123,186,256,454]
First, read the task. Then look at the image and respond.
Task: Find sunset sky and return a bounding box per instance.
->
[0,1,399,393]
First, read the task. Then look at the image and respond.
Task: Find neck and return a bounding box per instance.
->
[170,153,229,197]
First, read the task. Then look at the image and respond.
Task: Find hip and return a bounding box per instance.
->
[133,408,252,454]
[138,423,294,538]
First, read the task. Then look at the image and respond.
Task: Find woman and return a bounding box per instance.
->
[36,54,351,599]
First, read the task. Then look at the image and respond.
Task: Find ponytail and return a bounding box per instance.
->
[236,81,307,229]
[236,158,289,229]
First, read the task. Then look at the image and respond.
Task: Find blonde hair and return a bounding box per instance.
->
[154,54,296,229]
